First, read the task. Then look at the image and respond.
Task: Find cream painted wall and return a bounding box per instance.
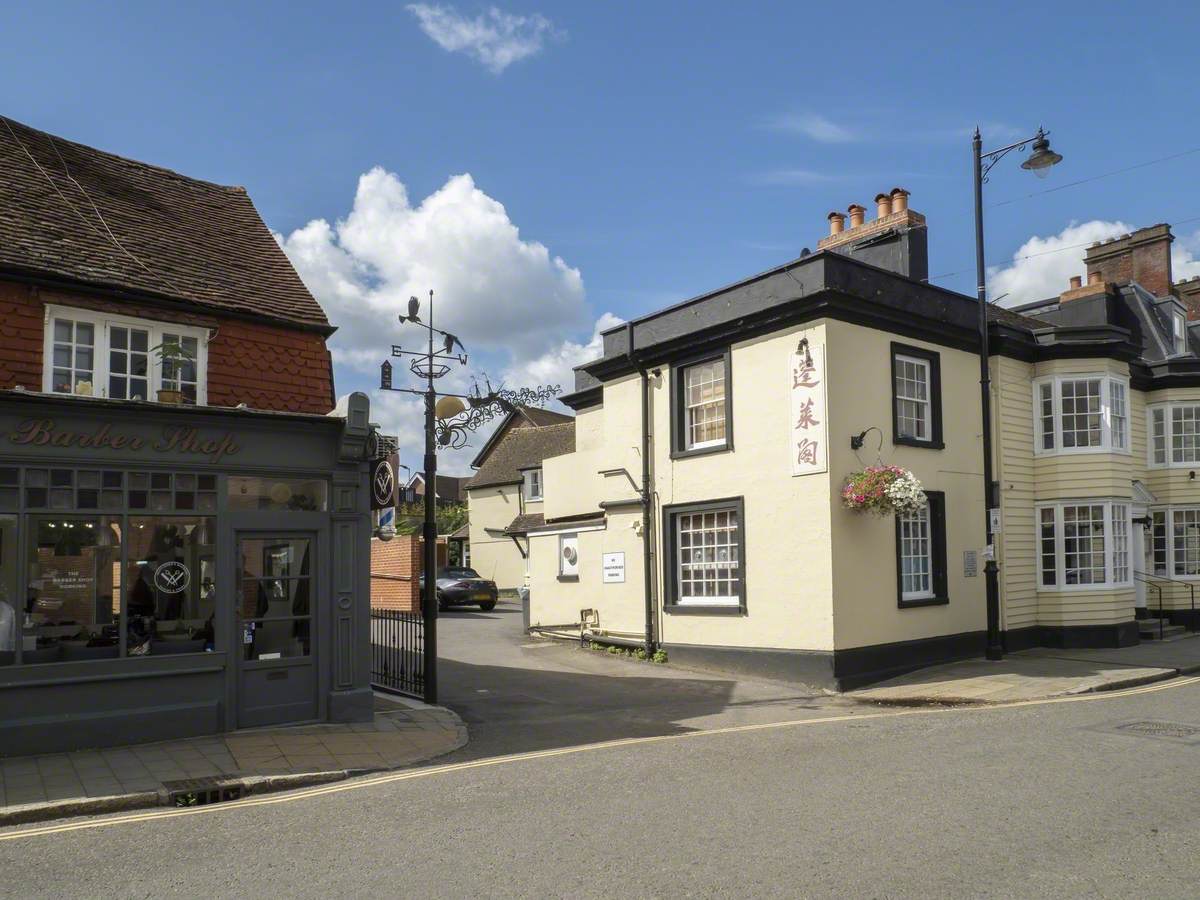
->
[825,320,987,650]
[528,510,646,636]
[467,484,529,588]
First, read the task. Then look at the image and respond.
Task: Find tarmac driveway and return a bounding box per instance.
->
[433,598,844,761]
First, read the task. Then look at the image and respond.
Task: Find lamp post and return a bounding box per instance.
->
[379,292,560,702]
[973,127,1063,661]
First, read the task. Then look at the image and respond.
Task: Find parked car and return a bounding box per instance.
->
[419,567,499,611]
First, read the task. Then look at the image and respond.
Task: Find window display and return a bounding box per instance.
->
[124,517,216,655]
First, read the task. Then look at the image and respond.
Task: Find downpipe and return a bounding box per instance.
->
[627,321,658,657]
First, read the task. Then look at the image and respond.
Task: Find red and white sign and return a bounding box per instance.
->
[791,341,827,476]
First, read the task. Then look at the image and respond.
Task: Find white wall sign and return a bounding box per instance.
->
[560,534,579,577]
[791,341,828,476]
[602,552,625,583]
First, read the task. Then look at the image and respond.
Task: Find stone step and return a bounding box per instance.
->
[1139,623,1189,640]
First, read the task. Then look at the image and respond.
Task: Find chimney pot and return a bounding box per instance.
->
[1087,271,1103,285]
[1069,275,1082,290]
[890,188,910,212]
[874,193,892,219]
[827,211,845,235]
[847,204,866,228]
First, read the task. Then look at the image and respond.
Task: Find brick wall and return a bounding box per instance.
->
[369,535,449,612]
[0,278,334,414]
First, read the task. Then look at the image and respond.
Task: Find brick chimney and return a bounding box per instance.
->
[1060,273,1108,303]
[1177,276,1200,321]
[817,187,928,281]
[1084,224,1174,298]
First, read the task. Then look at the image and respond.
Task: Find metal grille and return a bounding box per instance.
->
[162,776,244,807]
[371,608,425,699]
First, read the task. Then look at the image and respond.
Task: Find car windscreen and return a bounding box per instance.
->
[439,568,481,579]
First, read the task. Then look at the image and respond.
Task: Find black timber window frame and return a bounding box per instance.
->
[662,496,746,616]
[670,349,734,460]
[894,490,948,608]
[890,342,944,450]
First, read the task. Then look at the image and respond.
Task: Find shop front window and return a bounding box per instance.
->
[125,517,216,656]
[1,516,18,665]
[228,477,328,511]
[24,517,122,663]
[239,538,312,660]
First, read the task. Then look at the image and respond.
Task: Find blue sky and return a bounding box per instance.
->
[3,1,1199,470]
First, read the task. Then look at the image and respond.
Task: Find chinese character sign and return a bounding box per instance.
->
[791,342,827,476]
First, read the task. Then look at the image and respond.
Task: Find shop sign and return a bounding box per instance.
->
[154,561,191,594]
[791,341,827,476]
[370,458,396,510]
[7,418,241,463]
[602,552,625,583]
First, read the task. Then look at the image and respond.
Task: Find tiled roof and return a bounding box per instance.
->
[470,405,574,468]
[504,512,545,535]
[0,115,330,330]
[467,421,575,490]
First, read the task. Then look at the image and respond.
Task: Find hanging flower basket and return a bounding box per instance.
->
[841,465,927,516]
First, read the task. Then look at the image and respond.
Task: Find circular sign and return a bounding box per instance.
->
[372,459,396,509]
[155,561,191,594]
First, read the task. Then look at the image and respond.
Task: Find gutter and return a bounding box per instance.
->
[626,321,658,657]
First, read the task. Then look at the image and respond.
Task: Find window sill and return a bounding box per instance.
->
[664,603,745,616]
[894,436,944,451]
[898,595,949,609]
[670,443,732,461]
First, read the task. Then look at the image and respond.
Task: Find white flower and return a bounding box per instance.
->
[884,470,927,514]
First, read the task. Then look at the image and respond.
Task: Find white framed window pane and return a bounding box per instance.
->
[1172,509,1200,576]
[160,333,200,404]
[1151,408,1167,465]
[899,503,933,598]
[676,508,739,604]
[1039,382,1055,450]
[108,325,151,400]
[1152,511,1168,576]
[1172,406,1200,464]
[50,318,95,395]
[1174,312,1188,355]
[1062,504,1105,584]
[1111,504,1129,584]
[1060,379,1102,448]
[1039,507,1057,586]
[1109,381,1127,450]
[684,361,726,449]
[894,356,930,441]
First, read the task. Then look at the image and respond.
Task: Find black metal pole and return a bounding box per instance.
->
[973,127,1003,661]
[422,296,439,702]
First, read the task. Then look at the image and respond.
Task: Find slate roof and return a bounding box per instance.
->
[470,406,574,468]
[504,512,545,535]
[467,421,575,490]
[0,115,330,330]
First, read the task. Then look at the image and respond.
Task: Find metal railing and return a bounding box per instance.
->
[370,608,425,700]
[1133,571,1197,639]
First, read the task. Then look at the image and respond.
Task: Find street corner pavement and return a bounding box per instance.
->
[0,692,467,829]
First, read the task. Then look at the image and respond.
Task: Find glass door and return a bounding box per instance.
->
[235,533,318,727]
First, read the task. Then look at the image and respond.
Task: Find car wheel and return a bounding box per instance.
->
[479,600,496,611]
[437,593,449,612]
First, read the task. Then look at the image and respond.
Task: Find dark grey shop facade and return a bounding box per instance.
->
[0,390,376,756]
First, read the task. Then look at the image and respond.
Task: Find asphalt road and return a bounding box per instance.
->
[4,602,1200,898]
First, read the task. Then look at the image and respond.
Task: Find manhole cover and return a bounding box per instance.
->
[1115,721,1200,739]
[162,776,243,807]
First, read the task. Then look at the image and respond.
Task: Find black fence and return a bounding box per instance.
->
[370,608,425,700]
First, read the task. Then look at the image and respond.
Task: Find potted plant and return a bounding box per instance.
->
[841,465,927,516]
[151,337,194,404]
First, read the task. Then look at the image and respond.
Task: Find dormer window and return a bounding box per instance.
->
[42,306,207,404]
[1172,308,1188,356]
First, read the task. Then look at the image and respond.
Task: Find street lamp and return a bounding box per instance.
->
[379,291,560,702]
[973,126,1063,661]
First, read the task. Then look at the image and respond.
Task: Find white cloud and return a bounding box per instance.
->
[989,221,1200,307]
[765,113,855,143]
[279,167,599,474]
[504,311,623,392]
[988,220,1133,307]
[407,4,561,74]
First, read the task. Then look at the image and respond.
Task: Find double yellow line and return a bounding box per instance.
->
[4,673,1199,843]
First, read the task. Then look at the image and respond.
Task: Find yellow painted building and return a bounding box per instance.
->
[527,207,1200,688]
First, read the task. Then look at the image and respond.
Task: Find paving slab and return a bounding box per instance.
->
[0,692,466,827]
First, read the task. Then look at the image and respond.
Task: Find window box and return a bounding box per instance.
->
[670,350,733,459]
[1033,374,1128,455]
[662,497,745,614]
[41,305,208,405]
[890,343,943,449]
[1036,500,1131,590]
[895,491,948,607]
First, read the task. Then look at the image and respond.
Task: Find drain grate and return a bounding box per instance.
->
[162,776,244,807]
[1115,721,1200,740]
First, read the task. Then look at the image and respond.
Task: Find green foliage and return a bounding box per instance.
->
[653,649,668,664]
[395,502,467,537]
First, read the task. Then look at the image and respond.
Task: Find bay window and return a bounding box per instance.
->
[1032,375,1129,454]
[1035,501,1132,589]
[42,306,208,404]
[1147,403,1200,467]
